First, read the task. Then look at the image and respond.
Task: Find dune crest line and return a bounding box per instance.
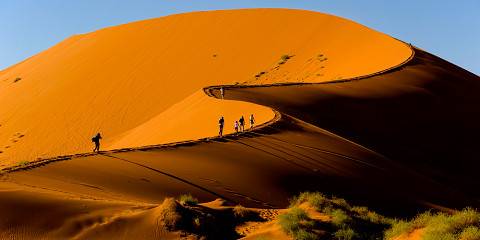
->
[1,42,414,174]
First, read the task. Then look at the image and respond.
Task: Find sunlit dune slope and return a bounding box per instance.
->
[109,90,273,149]
[0,8,410,165]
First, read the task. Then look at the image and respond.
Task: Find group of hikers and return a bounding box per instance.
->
[90,87,254,152]
[218,114,255,137]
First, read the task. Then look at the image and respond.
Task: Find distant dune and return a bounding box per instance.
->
[0,8,478,239]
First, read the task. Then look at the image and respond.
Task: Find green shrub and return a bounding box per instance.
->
[450,208,480,229]
[351,206,368,216]
[279,207,316,239]
[331,209,350,227]
[459,226,480,240]
[178,193,198,206]
[289,192,330,211]
[331,197,351,210]
[334,227,357,240]
[384,219,415,240]
[294,228,318,240]
[385,208,480,240]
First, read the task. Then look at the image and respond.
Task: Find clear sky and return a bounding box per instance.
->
[1,0,479,74]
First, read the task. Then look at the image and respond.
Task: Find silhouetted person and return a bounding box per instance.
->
[250,114,255,129]
[220,87,224,99]
[219,116,225,137]
[92,133,102,152]
[234,120,239,134]
[239,116,245,132]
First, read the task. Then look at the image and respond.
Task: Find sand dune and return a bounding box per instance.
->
[0,8,409,165]
[0,8,478,240]
[220,47,480,205]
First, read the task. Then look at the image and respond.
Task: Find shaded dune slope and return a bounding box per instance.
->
[218,48,480,205]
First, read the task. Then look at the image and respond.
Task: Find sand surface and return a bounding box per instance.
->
[0,8,478,240]
[0,8,410,165]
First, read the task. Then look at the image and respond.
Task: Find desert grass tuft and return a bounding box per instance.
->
[279,207,317,239]
[158,197,182,230]
[385,208,480,240]
[178,193,198,206]
[459,226,480,240]
[233,205,254,219]
[334,227,357,240]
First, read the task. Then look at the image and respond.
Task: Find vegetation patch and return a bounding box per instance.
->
[178,193,199,206]
[158,197,183,230]
[385,208,480,240]
[13,77,21,83]
[233,205,255,220]
[278,207,317,240]
[288,192,391,239]
[334,227,357,240]
[148,193,480,240]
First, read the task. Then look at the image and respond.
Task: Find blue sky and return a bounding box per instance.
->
[1,0,479,74]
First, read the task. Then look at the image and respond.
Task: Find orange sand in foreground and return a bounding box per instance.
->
[0,8,410,165]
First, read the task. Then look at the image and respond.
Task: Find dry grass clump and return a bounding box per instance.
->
[278,207,317,240]
[178,193,198,206]
[459,226,480,240]
[334,227,357,240]
[157,197,183,230]
[385,208,480,240]
[289,192,330,210]
[233,205,255,219]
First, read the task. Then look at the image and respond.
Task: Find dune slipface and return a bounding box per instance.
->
[0,8,478,240]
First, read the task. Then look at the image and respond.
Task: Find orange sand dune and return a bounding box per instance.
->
[0,8,409,165]
[0,8,478,240]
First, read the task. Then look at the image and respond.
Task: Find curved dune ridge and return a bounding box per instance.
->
[0,8,479,240]
[0,8,410,165]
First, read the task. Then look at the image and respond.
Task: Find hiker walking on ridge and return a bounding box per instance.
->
[250,114,255,129]
[92,133,102,153]
[234,120,239,134]
[239,116,245,132]
[220,87,224,99]
[219,116,225,137]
